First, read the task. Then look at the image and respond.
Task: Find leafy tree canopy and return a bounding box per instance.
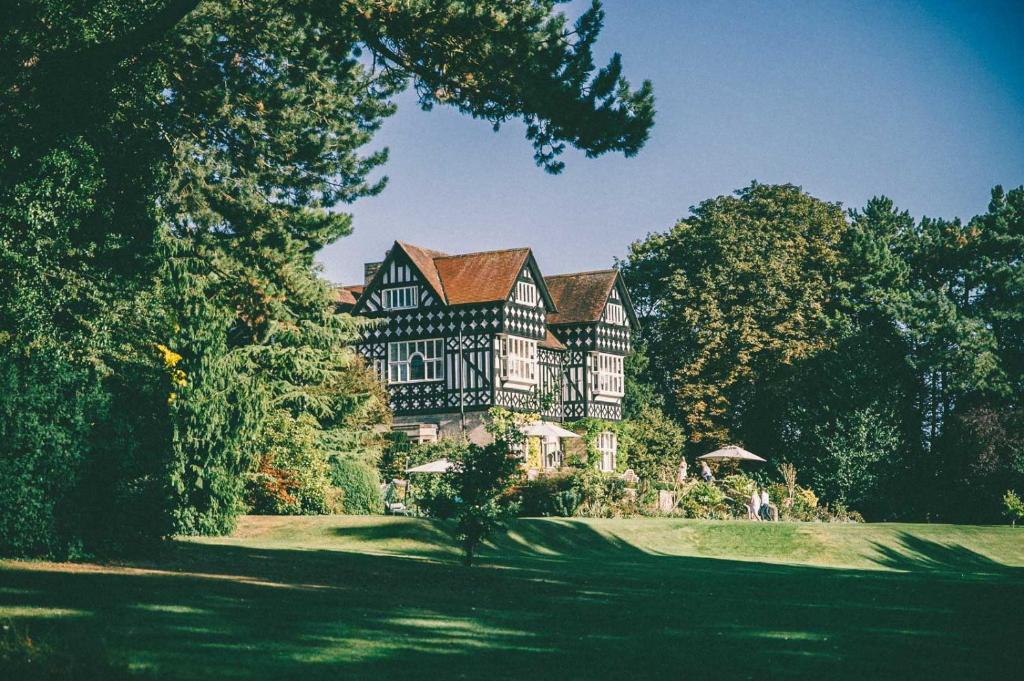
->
[0,1,654,552]
[621,182,847,446]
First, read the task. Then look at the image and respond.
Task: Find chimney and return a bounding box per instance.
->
[364,261,382,285]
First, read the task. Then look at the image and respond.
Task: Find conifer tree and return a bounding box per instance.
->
[0,1,654,549]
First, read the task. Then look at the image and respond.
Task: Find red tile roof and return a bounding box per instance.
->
[544,270,618,324]
[395,241,449,301]
[332,285,363,307]
[539,329,566,350]
[433,248,531,305]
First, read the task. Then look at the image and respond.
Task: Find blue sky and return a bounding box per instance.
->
[317,0,1024,285]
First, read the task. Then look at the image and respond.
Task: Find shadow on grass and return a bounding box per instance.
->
[328,515,459,559]
[870,532,1022,576]
[1,519,1022,681]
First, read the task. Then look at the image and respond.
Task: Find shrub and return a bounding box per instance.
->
[330,458,383,514]
[718,473,762,517]
[247,412,335,515]
[412,473,461,519]
[571,466,632,517]
[0,348,172,558]
[625,405,686,484]
[826,502,865,523]
[1005,490,1024,527]
[514,471,576,516]
[677,480,728,519]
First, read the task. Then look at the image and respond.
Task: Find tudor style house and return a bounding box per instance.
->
[336,241,638,469]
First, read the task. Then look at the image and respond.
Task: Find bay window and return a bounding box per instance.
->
[591,352,624,398]
[498,335,538,386]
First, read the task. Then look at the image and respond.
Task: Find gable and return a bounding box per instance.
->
[395,241,448,302]
[354,244,445,313]
[505,253,557,312]
[600,277,639,330]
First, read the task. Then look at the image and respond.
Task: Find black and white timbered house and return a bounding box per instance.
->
[337,241,639,470]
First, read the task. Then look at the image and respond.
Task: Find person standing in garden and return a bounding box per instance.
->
[750,488,762,521]
[760,488,771,521]
[701,461,714,482]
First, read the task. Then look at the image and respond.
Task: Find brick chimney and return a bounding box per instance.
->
[364,261,382,285]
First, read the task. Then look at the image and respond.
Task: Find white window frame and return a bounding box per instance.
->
[605,302,627,326]
[597,431,617,472]
[382,285,418,310]
[542,437,563,470]
[372,358,388,384]
[498,335,538,387]
[388,338,444,383]
[514,281,540,307]
[591,352,624,398]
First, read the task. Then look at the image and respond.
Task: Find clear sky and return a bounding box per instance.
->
[317,0,1024,285]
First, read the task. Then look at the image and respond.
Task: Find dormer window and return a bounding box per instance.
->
[605,302,627,326]
[383,285,418,310]
[514,281,539,307]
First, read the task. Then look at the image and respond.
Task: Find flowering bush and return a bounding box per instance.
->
[247,412,335,515]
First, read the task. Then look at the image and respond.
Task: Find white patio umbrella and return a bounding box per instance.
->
[520,421,582,439]
[697,445,766,463]
[405,458,455,474]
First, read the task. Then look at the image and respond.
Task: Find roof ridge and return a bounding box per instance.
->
[394,241,449,303]
[395,239,449,257]
[544,268,617,279]
[432,246,531,261]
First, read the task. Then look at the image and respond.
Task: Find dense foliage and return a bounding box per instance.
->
[625,405,687,486]
[330,457,384,515]
[0,2,653,556]
[623,183,1024,521]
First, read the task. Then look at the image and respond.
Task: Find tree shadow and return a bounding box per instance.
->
[328,515,460,560]
[869,532,1024,577]
[0,520,1021,680]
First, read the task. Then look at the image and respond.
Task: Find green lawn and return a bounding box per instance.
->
[2,516,1023,680]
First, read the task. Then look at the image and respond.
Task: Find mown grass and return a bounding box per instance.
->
[2,516,1022,680]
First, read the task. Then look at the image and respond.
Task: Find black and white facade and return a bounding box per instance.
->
[340,241,639,468]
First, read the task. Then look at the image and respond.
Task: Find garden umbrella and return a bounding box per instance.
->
[520,421,581,439]
[405,458,455,474]
[404,458,456,517]
[697,446,766,463]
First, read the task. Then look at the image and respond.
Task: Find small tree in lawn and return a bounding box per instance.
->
[447,409,531,566]
[1004,491,1024,527]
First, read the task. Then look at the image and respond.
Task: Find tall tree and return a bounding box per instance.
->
[621,183,847,448]
[0,1,654,552]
